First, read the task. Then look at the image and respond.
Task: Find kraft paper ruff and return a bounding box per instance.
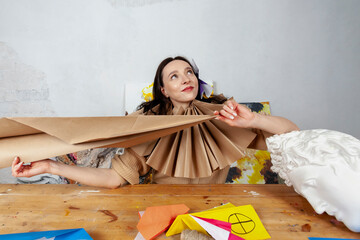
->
[0,115,213,168]
[130,100,268,178]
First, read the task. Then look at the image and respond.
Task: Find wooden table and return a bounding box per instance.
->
[0,184,359,239]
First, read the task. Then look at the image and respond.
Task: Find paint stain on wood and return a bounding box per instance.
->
[288,224,298,232]
[282,210,294,216]
[65,209,70,216]
[330,219,342,227]
[69,206,80,210]
[301,223,311,232]
[98,210,118,223]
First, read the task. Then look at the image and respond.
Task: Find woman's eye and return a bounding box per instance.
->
[187,70,193,75]
[171,74,177,80]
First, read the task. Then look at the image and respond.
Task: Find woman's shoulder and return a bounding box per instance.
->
[131,102,164,116]
[194,94,228,107]
[128,108,144,116]
[199,94,228,104]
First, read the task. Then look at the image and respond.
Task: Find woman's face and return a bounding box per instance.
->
[161,60,199,109]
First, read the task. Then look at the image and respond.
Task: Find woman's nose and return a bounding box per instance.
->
[182,75,191,84]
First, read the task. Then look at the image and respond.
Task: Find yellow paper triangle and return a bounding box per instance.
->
[167,204,270,240]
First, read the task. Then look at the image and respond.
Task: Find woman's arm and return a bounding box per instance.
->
[12,156,126,189]
[214,99,299,134]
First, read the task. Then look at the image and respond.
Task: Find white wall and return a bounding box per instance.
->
[1,0,359,138]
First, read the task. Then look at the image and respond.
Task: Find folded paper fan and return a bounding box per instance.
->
[144,100,267,178]
[0,115,213,168]
[1,99,270,179]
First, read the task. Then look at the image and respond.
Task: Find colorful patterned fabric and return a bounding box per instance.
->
[225,102,280,184]
[55,148,118,184]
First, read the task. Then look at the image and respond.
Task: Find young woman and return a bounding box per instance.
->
[12,56,299,188]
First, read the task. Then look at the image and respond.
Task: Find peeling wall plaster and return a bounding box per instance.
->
[0,42,55,116]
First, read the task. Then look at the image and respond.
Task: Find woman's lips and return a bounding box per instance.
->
[182,86,194,92]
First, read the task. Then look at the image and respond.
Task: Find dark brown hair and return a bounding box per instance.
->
[137,56,227,115]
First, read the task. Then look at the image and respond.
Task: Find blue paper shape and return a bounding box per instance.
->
[0,228,93,240]
[309,238,360,240]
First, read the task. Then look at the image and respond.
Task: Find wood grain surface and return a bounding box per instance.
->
[0,184,359,239]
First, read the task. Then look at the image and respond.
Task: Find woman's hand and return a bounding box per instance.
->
[12,156,126,188]
[214,99,256,128]
[214,99,299,134]
[12,156,51,178]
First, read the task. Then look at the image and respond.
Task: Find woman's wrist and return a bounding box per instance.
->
[248,113,299,134]
[248,112,261,129]
[48,160,61,175]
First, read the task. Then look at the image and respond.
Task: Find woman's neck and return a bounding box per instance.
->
[172,101,193,112]
[172,101,192,110]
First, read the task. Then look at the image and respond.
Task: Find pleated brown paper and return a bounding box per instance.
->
[136,100,265,178]
[0,115,213,168]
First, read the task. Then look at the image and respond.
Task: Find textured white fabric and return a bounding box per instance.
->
[266,129,360,232]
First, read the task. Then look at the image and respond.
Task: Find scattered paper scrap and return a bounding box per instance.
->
[309,238,357,240]
[167,203,235,236]
[136,204,190,240]
[0,228,92,240]
[167,204,270,240]
[191,216,245,240]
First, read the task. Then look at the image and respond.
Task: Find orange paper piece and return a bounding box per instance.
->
[137,204,190,240]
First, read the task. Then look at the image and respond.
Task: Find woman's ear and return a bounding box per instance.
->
[161,87,169,98]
